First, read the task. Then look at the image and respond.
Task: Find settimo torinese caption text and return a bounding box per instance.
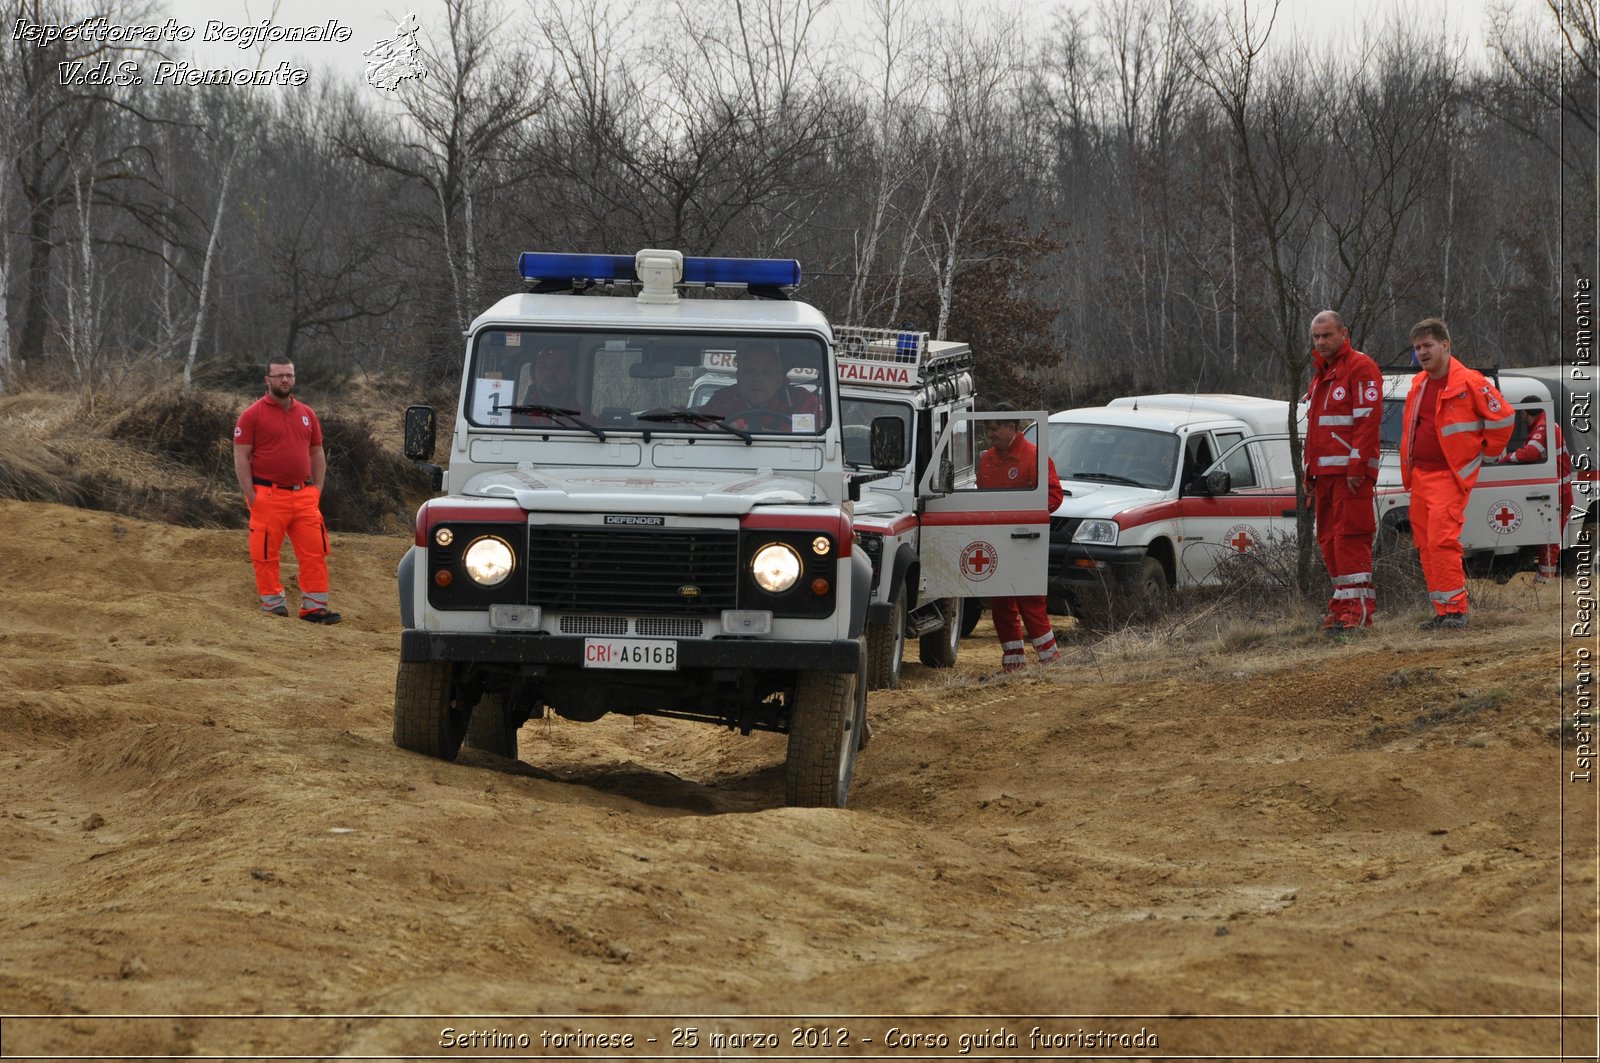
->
[11,16,353,86]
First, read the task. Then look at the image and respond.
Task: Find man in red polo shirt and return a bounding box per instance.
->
[232,358,341,624]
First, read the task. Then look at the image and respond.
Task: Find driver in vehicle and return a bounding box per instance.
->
[697,344,822,431]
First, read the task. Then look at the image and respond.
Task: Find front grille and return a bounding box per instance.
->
[559,615,629,635]
[637,617,704,637]
[529,526,739,615]
[1050,516,1082,543]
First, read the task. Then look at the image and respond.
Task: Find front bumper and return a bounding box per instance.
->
[1048,542,1147,596]
[400,630,861,673]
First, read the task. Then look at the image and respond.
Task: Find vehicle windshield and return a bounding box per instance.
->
[465,329,829,435]
[1047,422,1179,490]
[839,396,912,467]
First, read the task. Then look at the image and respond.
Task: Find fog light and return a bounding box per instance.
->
[490,604,541,630]
[810,577,830,596]
[721,610,773,635]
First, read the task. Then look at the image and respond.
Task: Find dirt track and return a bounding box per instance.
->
[0,500,1593,1060]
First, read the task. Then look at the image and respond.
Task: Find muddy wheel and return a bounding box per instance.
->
[865,589,906,690]
[1133,557,1170,619]
[463,692,518,759]
[393,660,468,760]
[919,598,961,668]
[785,640,864,808]
[959,597,983,637]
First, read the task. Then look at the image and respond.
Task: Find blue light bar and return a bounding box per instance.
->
[682,256,801,288]
[518,252,636,283]
[518,251,801,289]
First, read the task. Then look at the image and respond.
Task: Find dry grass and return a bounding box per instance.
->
[0,386,423,533]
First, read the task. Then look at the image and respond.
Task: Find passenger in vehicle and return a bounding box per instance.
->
[697,344,821,431]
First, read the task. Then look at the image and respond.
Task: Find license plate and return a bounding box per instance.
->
[582,638,678,671]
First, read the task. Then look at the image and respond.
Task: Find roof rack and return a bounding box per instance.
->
[833,325,973,389]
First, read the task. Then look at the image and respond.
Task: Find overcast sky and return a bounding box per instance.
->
[140,0,1547,99]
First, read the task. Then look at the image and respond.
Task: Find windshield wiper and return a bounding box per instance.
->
[637,407,753,444]
[1071,470,1149,488]
[498,403,607,442]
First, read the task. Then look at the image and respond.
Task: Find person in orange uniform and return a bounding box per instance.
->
[1303,310,1384,633]
[978,403,1065,671]
[1399,319,1515,629]
[233,358,341,624]
[1500,399,1572,584]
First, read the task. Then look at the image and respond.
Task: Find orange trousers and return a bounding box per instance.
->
[991,595,1059,671]
[249,485,330,614]
[1313,475,1377,625]
[1408,467,1469,616]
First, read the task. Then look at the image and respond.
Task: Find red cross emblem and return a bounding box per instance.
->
[1226,523,1258,553]
[1488,500,1522,535]
[960,540,998,582]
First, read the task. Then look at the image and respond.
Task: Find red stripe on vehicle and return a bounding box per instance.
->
[742,511,854,556]
[921,510,1049,526]
[416,501,528,545]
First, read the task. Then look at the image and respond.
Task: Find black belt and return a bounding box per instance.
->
[253,477,313,491]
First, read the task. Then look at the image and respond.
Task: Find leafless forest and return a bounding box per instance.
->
[0,0,1593,406]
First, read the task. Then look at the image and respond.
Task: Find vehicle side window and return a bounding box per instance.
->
[1182,434,1216,493]
[1213,431,1256,489]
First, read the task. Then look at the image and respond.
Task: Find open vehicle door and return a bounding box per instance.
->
[918,410,1051,599]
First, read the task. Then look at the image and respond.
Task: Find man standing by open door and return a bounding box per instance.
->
[1304,310,1383,634]
[1400,319,1514,629]
[978,403,1065,672]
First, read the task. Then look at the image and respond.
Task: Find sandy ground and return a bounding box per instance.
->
[0,500,1594,1060]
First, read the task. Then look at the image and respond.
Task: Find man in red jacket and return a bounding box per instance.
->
[978,403,1065,672]
[1400,319,1515,628]
[233,358,341,624]
[1303,310,1384,633]
[1500,400,1572,583]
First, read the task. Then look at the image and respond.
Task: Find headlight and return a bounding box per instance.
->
[1073,519,1119,546]
[463,536,515,586]
[751,542,802,593]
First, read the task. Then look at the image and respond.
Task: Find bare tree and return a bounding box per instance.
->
[340,0,545,331]
[1184,0,1327,590]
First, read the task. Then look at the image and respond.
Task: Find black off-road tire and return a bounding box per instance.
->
[463,692,518,759]
[785,640,865,808]
[865,590,906,690]
[393,660,469,760]
[1076,557,1169,631]
[919,597,961,668]
[1133,556,1170,619]
[959,597,983,637]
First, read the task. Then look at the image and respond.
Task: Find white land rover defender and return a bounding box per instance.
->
[395,249,873,807]
[835,327,995,690]
[393,249,1046,807]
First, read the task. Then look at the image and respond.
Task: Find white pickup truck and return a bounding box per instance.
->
[1043,394,1297,624]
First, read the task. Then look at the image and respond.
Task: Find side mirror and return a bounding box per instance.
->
[869,416,908,470]
[404,405,437,461]
[1204,469,1232,496]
